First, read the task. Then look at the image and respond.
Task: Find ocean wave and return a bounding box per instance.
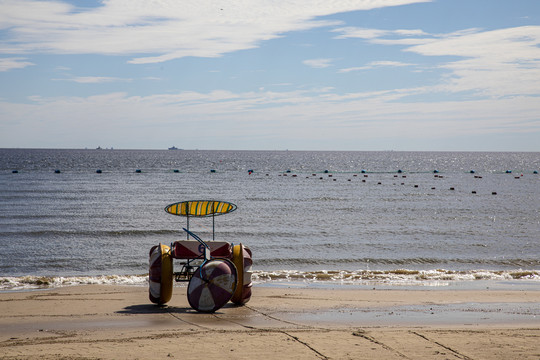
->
[1,269,539,291]
[251,269,540,285]
[0,274,149,290]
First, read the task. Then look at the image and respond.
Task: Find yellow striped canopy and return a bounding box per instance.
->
[165,200,237,217]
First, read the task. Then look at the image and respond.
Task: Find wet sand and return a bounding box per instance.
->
[0,285,539,359]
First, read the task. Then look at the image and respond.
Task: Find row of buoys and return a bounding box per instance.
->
[281,169,537,175]
[8,169,540,175]
[10,169,182,174]
[8,169,222,174]
[278,173,504,195]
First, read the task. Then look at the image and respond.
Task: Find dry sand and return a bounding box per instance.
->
[1,284,539,359]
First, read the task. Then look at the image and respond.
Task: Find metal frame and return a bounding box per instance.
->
[165,200,237,283]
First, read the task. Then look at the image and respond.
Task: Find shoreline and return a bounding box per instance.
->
[2,269,539,292]
[1,285,539,359]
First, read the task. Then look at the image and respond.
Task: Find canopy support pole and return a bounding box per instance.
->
[186,214,190,240]
[212,202,215,240]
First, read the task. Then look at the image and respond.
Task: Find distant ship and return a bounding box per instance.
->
[168,146,180,150]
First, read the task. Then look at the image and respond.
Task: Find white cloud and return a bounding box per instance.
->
[0,57,34,71]
[333,25,540,98]
[56,76,133,84]
[333,26,430,40]
[332,27,390,39]
[0,0,431,63]
[1,87,538,149]
[339,60,415,72]
[303,58,334,68]
[407,26,540,97]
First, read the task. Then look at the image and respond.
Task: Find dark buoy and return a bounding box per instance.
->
[96,169,102,174]
[210,169,216,173]
[361,169,366,173]
[534,170,538,174]
[362,179,366,183]
[450,187,455,190]
[173,169,180,173]
[397,169,403,173]
[135,169,142,173]
[470,170,475,174]
[431,187,436,190]
[472,191,477,194]
[433,170,439,173]
[377,182,382,185]
[12,170,18,173]
[54,169,61,173]
[506,170,512,173]
[492,191,497,195]
[414,185,419,188]
[286,170,291,173]
[324,170,329,173]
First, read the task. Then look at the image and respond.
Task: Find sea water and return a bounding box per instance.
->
[0,149,539,289]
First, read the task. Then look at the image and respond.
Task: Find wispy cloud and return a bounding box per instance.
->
[53,76,133,84]
[333,27,430,40]
[406,26,540,97]
[0,0,431,64]
[1,87,537,149]
[0,57,34,71]
[303,58,334,68]
[339,60,415,73]
[333,25,540,98]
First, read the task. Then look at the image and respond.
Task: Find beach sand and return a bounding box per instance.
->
[1,285,539,359]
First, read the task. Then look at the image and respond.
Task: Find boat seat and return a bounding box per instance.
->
[172,240,232,259]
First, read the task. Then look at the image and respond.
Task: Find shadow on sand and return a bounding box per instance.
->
[117,302,239,315]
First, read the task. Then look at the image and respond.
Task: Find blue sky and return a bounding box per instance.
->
[1,0,539,151]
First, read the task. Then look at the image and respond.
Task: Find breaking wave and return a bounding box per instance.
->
[1,269,539,291]
[251,269,540,286]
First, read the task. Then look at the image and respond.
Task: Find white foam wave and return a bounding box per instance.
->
[1,269,539,291]
[0,274,149,290]
[251,269,540,286]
